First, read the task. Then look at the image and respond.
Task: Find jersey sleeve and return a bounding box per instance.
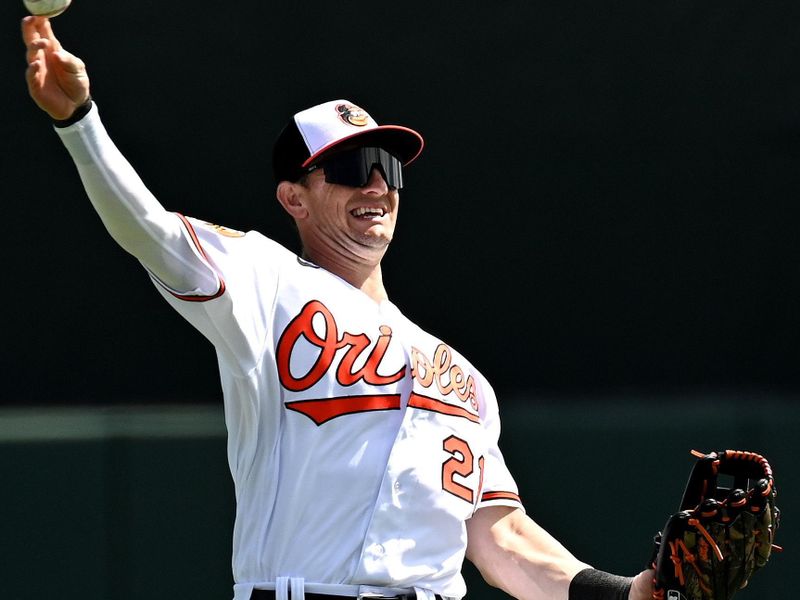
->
[149,217,288,376]
[475,375,525,512]
[56,104,283,375]
[55,103,220,297]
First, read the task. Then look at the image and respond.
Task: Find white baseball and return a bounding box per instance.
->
[23,0,72,17]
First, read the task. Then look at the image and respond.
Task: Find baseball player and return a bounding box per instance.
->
[23,16,653,600]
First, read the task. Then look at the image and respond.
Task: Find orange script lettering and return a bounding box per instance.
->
[277,300,406,391]
[410,344,478,411]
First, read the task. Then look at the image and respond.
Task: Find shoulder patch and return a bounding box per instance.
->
[201,221,246,238]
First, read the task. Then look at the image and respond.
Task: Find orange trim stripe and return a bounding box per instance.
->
[481,491,521,503]
[165,213,226,303]
[285,394,402,426]
[407,392,480,423]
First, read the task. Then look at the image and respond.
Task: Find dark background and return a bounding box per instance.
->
[3,0,800,404]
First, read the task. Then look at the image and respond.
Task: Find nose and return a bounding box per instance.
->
[361,165,390,194]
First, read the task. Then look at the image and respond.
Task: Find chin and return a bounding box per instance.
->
[353,233,392,254]
[354,227,393,247]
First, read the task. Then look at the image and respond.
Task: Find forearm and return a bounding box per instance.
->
[55,103,218,294]
[467,507,650,600]
[467,507,591,600]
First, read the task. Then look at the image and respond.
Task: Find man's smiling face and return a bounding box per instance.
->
[294,165,400,264]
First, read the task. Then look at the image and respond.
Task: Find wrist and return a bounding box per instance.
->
[53,96,93,128]
[569,568,633,600]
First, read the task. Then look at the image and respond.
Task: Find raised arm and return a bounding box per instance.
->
[466,506,654,600]
[22,16,220,297]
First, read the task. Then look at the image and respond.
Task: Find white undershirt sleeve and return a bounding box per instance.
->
[55,103,220,296]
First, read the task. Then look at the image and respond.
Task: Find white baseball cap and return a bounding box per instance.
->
[272,99,424,183]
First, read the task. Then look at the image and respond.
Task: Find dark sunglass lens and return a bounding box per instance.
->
[379,150,403,190]
[320,147,404,189]
[321,149,366,187]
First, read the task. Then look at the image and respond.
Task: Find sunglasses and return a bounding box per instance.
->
[309,147,404,190]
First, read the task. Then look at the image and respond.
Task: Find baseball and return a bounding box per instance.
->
[23,0,72,17]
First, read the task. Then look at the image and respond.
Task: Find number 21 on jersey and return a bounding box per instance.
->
[442,435,485,507]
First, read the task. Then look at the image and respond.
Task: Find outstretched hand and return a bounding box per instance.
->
[22,16,90,120]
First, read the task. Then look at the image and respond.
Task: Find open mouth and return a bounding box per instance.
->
[351,207,387,219]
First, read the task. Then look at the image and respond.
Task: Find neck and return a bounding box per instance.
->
[304,249,389,303]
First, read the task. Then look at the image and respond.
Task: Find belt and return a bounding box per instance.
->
[250,590,443,600]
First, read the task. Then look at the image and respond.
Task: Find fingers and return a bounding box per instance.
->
[25,58,42,88]
[25,59,48,105]
[22,16,43,64]
[23,20,47,93]
[25,37,48,66]
[21,16,45,47]
[40,17,63,52]
[22,17,54,69]
[22,15,83,79]
[21,16,62,58]
[21,15,40,45]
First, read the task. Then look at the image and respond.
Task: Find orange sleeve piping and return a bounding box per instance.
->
[160,213,226,303]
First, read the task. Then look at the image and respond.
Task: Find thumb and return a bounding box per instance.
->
[53,49,86,74]
[629,569,655,600]
[52,49,90,104]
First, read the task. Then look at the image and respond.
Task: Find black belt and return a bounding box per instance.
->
[250,590,443,600]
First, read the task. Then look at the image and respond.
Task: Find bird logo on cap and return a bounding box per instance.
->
[336,103,370,127]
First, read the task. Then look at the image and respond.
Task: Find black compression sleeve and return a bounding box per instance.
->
[568,568,633,600]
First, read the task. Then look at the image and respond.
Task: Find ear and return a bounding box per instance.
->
[276,181,309,220]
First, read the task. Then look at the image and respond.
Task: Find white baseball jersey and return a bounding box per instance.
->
[56,106,523,600]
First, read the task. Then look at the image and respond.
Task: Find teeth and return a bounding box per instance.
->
[352,207,385,217]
